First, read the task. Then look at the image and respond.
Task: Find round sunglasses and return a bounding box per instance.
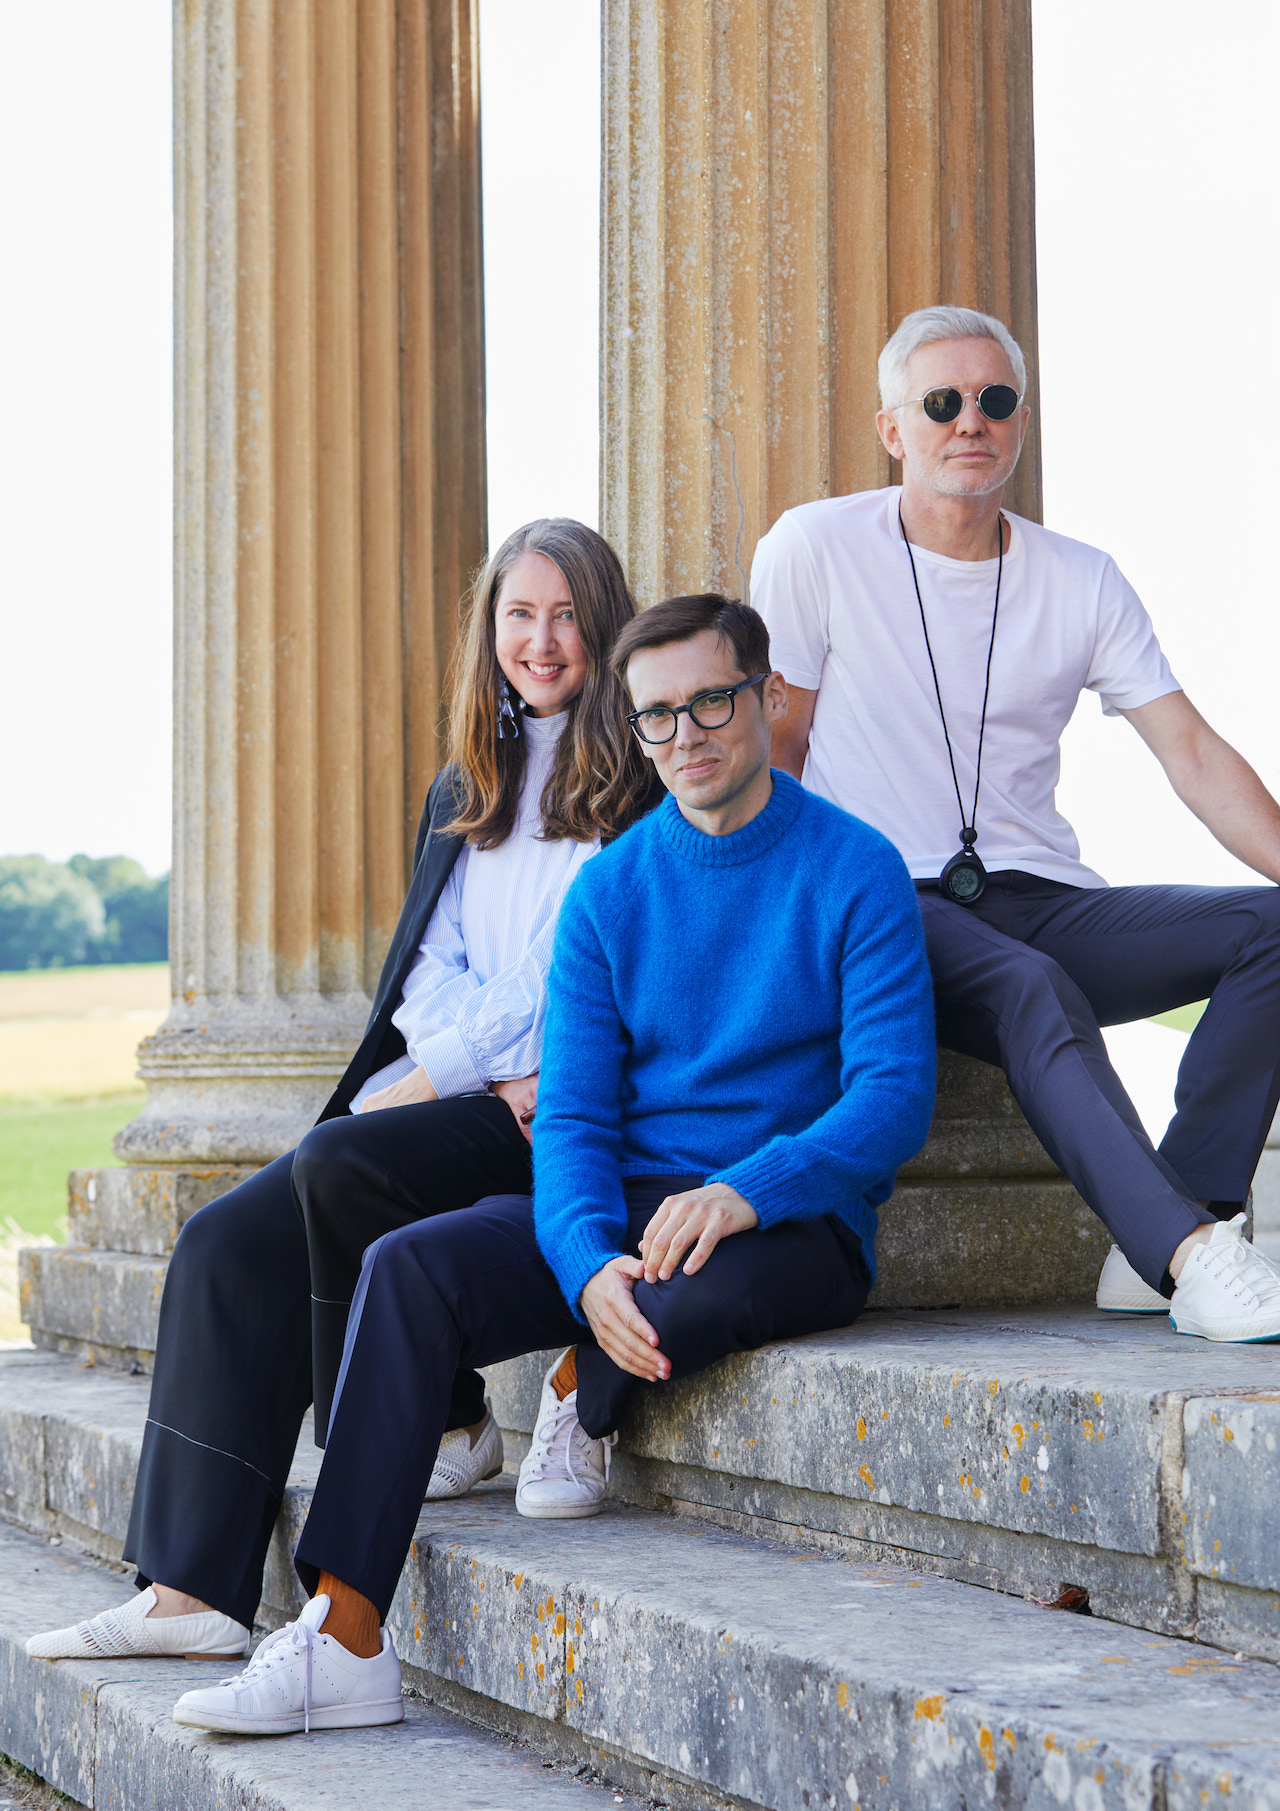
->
[898,384,1022,425]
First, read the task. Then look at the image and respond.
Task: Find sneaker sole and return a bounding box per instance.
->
[1170,1319,1280,1342]
[173,1697,405,1735]
[1096,1301,1167,1315]
[515,1495,607,1520]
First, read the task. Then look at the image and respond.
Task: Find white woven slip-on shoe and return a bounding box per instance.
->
[1095,1246,1168,1314]
[515,1351,615,1520]
[425,1399,504,1500]
[172,1595,404,1736]
[26,1587,249,1661]
[1170,1213,1280,1343]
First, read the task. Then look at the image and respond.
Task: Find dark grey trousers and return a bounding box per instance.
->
[919,874,1280,1291]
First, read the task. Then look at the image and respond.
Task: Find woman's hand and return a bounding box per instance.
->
[358,1065,439,1113]
[639,1182,758,1282]
[491,1072,538,1145]
[580,1256,670,1381]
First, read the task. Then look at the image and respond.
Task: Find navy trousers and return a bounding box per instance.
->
[123,1094,530,1628]
[919,875,1280,1291]
[294,1178,871,1617]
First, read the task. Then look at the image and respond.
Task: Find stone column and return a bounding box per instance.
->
[118,0,486,1165]
[601,0,1041,605]
[22,0,485,1364]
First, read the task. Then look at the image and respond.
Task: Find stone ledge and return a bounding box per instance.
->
[67,1166,255,1257]
[18,1249,165,1368]
[2,1327,1278,1666]
[484,1310,1280,1657]
[275,1484,1280,1811]
[0,1521,647,1811]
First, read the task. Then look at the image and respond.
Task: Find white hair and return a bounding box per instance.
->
[877,305,1027,410]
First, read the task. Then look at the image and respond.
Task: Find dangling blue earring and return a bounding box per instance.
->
[498,674,520,740]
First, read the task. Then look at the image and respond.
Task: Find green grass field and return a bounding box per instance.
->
[1150,1000,1207,1034]
[0,1092,142,1242]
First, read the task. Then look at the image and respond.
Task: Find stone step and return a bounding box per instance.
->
[484,1308,1280,1663]
[3,1304,1278,1675]
[0,1520,647,1811]
[18,1246,166,1370]
[9,1469,1280,1810]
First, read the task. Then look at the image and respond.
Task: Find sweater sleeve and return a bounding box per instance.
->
[711,836,936,1226]
[531,883,631,1318]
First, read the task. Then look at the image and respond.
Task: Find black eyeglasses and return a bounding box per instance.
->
[626,675,770,745]
[898,384,1022,425]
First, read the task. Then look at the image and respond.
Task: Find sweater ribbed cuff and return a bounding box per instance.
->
[415,1026,485,1100]
[711,1148,816,1230]
[547,1221,628,1324]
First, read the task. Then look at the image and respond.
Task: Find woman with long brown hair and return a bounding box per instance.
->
[29,519,656,1666]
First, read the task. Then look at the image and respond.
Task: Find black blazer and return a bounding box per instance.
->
[316,764,468,1122]
[315,761,665,1122]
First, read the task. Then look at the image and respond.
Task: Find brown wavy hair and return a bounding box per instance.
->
[447,518,654,848]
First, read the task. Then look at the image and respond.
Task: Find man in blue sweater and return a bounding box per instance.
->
[169,595,936,1738]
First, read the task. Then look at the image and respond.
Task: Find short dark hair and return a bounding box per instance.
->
[610,594,771,693]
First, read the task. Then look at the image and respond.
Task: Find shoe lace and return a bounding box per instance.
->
[1199,1219,1280,1309]
[525,1393,581,1481]
[225,1615,319,1733]
[526,1395,615,1488]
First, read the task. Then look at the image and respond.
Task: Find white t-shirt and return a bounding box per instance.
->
[751,487,1179,888]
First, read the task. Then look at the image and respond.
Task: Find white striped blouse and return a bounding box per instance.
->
[350,709,599,1108]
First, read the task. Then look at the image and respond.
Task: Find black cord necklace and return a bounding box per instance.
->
[898,505,1003,905]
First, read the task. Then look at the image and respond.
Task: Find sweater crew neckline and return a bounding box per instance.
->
[657,770,804,867]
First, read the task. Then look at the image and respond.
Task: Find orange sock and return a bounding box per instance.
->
[552,1347,578,1400]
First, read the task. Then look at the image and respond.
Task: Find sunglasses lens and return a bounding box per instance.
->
[978,384,1019,421]
[922,387,962,424]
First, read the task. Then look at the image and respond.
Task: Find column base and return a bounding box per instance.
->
[112,991,368,1166]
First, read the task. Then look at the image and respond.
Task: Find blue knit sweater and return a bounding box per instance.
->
[532,772,937,1315]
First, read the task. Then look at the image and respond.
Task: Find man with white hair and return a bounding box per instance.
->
[754,302,1280,1343]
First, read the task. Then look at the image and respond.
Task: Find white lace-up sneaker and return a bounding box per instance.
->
[1170,1214,1280,1342]
[515,1351,615,1520]
[172,1595,403,1735]
[425,1400,504,1500]
[26,1586,249,1661]
[1095,1246,1168,1314]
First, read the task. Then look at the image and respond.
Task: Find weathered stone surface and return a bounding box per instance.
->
[384,1497,1280,1811]
[0,1522,645,1811]
[875,1182,1102,1306]
[67,1165,254,1257]
[6,1320,1280,1673]
[19,1248,166,1367]
[1183,1391,1280,1594]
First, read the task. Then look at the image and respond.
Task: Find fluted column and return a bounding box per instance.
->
[601,0,1040,606]
[119,0,485,1165]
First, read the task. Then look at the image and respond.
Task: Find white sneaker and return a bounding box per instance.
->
[172,1595,403,1736]
[1170,1214,1280,1343]
[26,1586,249,1661]
[515,1351,615,1520]
[425,1400,504,1500]
[1095,1246,1168,1314]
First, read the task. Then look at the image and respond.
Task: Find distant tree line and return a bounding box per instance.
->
[0,855,168,970]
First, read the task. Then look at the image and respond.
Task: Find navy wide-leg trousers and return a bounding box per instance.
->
[919,875,1280,1291]
[293,1178,871,1618]
[122,1094,530,1628]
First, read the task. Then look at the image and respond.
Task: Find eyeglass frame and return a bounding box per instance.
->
[625,673,771,745]
[893,383,1025,425]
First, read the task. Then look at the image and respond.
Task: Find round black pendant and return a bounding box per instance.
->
[940,847,988,905]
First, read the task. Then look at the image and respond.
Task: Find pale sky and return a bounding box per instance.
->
[0,1,1276,887]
